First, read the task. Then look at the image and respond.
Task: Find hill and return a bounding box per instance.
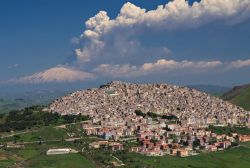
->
[48,81,248,125]
[221,84,250,110]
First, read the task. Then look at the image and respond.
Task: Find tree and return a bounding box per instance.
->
[209,137,217,145]
[134,110,145,117]
[162,115,178,120]
[37,136,42,145]
[192,138,200,148]
[147,112,158,118]
[13,135,20,144]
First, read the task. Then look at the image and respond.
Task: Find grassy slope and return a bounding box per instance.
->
[0,143,96,168]
[18,126,68,142]
[23,152,95,168]
[221,84,250,110]
[0,125,95,168]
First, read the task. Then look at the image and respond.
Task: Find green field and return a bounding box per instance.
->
[0,150,95,168]
[0,123,99,168]
[22,152,95,168]
[0,141,95,168]
[18,126,68,142]
[114,147,250,168]
[241,141,250,146]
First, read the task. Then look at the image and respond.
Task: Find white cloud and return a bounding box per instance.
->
[228,59,250,69]
[75,0,250,80]
[94,59,223,78]
[75,0,250,63]
[141,59,223,72]
[2,66,94,84]
[94,59,250,78]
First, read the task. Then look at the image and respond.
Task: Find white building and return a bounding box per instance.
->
[46,148,72,155]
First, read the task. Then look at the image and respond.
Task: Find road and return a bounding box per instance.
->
[17,137,83,144]
[111,154,125,166]
[0,120,89,139]
[0,129,38,138]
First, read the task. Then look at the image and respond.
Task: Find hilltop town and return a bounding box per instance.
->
[49,81,248,125]
[46,81,250,157]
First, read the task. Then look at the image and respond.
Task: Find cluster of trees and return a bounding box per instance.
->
[61,114,90,123]
[161,115,178,120]
[147,112,158,119]
[0,106,90,132]
[134,110,146,117]
[135,110,159,118]
[192,138,201,148]
[208,125,250,135]
[134,110,178,121]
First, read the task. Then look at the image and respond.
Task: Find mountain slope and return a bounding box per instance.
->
[2,66,93,84]
[221,84,250,110]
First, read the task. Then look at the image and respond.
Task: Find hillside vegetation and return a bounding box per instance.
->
[0,106,90,132]
[222,84,250,110]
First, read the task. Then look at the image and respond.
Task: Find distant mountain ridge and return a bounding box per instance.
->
[221,84,250,111]
[187,84,231,95]
[0,90,69,113]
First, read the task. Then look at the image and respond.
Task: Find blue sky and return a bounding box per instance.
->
[0,0,250,91]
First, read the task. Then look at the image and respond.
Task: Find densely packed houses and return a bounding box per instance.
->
[48,81,249,126]
[47,81,250,156]
[80,112,244,157]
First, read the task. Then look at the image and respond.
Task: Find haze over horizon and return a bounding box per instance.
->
[1,0,250,92]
